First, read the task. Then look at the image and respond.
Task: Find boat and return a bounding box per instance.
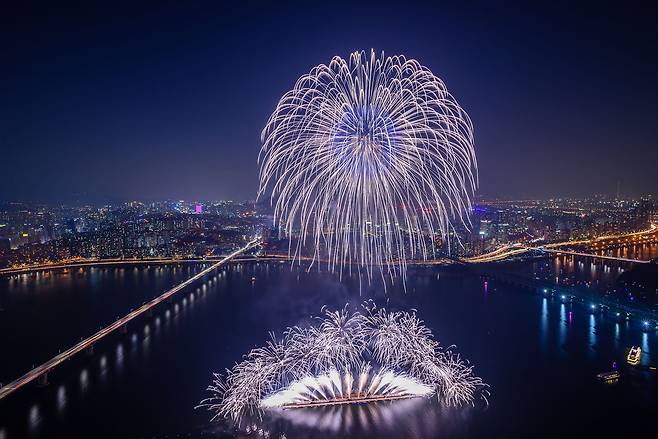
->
[627,346,642,365]
[596,370,620,382]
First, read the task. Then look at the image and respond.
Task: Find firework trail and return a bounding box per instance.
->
[258,50,477,280]
[198,304,488,423]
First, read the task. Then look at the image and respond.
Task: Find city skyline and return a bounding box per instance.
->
[2,1,657,203]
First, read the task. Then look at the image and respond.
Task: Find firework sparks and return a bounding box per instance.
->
[198,304,488,423]
[260,367,434,409]
[258,50,477,280]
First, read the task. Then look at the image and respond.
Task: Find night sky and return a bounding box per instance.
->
[2,1,657,203]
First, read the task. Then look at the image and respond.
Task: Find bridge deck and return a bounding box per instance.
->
[0,238,260,401]
[539,248,649,264]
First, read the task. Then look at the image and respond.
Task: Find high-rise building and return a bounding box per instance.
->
[0,237,10,254]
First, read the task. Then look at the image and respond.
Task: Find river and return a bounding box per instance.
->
[0,251,656,438]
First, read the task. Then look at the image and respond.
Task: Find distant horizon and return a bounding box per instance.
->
[0,192,654,207]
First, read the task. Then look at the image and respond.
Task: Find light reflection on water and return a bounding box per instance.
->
[28,405,40,434]
[99,355,108,385]
[217,398,473,439]
[56,386,66,414]
[589,314,597,357]
[533,244,656,291]
[116,343,124,369]
[141,329,151,353]
[540,297,549,352]
[642,333,650,366]
[559,303,567,353]
[1,260,657,438]
[79,369,89,394]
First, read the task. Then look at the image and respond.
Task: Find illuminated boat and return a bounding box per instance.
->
[596,371,620,382]
[627,346,641,365]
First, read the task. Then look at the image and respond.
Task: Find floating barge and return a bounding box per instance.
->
[596,371,620,382]
[627,346,642,365]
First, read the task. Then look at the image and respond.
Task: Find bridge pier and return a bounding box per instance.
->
[37,372,49,387]
[85,345,94,355]
[120,323,128,334]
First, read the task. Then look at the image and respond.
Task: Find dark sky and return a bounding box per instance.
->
[2,0,657,203]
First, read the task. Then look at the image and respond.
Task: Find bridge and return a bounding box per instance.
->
[0,238,261,401]
[0,254,296,277]
[460,243,529,263]
[461,224,657,264]
[0,257,218,276]
[538,248,650,264]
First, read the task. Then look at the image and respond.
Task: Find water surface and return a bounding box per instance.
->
[0,259,656,438]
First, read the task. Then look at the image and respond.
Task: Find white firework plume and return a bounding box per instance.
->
[259,366,434,409]
[258,49,477,280]
[198,304,488,423]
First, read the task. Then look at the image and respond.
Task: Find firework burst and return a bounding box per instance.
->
[258,50,477,280]
[198,304,488,423]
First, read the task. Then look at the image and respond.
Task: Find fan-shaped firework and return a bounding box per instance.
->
[258,50,477,280]
[198,305,488,423]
